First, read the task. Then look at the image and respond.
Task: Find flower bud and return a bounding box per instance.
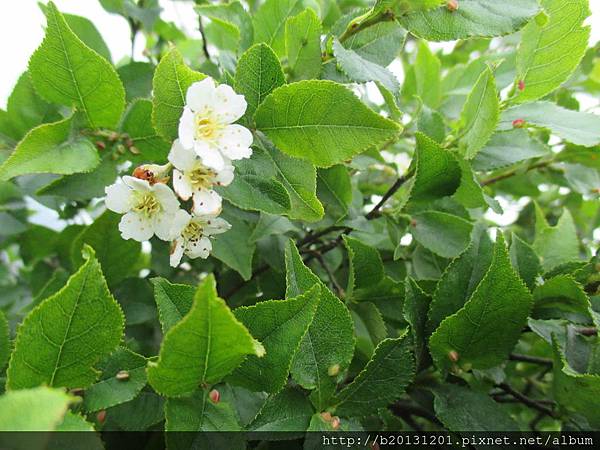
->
[209,389,220,404]
[133,163,171,185]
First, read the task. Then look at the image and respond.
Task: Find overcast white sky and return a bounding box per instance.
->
[1,0,599,107]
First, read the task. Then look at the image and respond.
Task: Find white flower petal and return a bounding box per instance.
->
[186,78,216,112]
[213,84,247,123]
[178,107,196,149]
[192,189,222,216]
[170,238,186,267]
[203,217,231,236]
[215,165,235,187]
[123,175,151,192]
[119,212,154,242]
[170,209,191,238]
[105,182,133,213]
[173,169,193,201]
[152,183,180,213]
[194,141,225,170]
[186,236,212,259]
[217,124,253,160]
[154,211,178,241]
[169,139,197,171]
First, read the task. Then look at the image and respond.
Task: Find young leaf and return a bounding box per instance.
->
[411,211,474,258]
[316,165,352,221]
[429,234,533,372]
[0,116,99,181]
[71,211,142,287]
[147,275,263,397]
[285,241,355,409]
[515,0,591,104]
[342,235,385,297]
[249,388,314,432]
[339,20,405,67]
[29,2,125,129]
[533,275,597,326]
[6,246,125,390]
[473,129,550,171]
[254,80,401,167]
[227,285,320,393]
[117,62,154,101]
[196,1,254,52]
[400,0,539,41]
[414,41,441,108]
[151,48,205,141]
[253,0,308,56]
[83,347,147,412]
[0,310,8,371]
[151,277,195,333]
[285,8,322,81]
[433,384,519,431]
[404,278,432,368]
[427,226,493,334]
[120,99,170,163]
[459,67,499,159]
[211,212,256,280]
[333,334,415,417]
[533,208,579,272]
[499,102,600,147]
[235,43,285,123]
[0,387,76,431]
[509,233,540,290]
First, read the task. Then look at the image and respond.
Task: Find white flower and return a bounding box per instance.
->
[169,210,231,267]
[105,176,180,242]
[178,77,253,170]
[168,139,234,215]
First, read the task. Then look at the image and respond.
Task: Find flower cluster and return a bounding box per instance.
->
[104,77,253,267]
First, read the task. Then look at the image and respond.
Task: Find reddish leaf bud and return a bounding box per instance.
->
[448,350,459,362]
[95,141,106,151]
[447,0,459,11]
[320,412,332,422]
[518,80,525,91]
[97,410,107,424]
[115,370,130,381]
[512,119,525,128]
[209,389,220,404]
[331,416,341,429]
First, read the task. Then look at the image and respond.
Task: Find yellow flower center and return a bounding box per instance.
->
[183,221,204,242]
[133,193,160,217]
[195,113,221,140]
[189,165,216,190]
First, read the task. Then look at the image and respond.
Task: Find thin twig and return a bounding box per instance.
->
[509,353,553,366]
[198,16,210,62]
[495,383,557,418]
[312,251,345,297]
[481,161,552,186]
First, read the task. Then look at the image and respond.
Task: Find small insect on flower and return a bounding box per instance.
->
[168,139,234,216]
[105,176,180,242]
[168,210,231,267]
[132,163,171,185]
[178,77,253,171]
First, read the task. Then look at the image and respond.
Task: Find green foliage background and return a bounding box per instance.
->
[0,0,600,443]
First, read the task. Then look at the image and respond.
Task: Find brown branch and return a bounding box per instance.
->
[509,353,553,366]
[481,161,552,186]
[495,383,557,418]
[198,16,210,62]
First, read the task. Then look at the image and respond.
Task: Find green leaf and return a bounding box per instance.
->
[196,1,254,52]
[411,211,474,258]
[29,2,125,128]
[499,102,600,147]
[151,48,205,141]
[82,347,147,412]
[473,129,550,171]
[0,387,76,431]
[333,334,415,417]
[0,310,8,371]
[316,165,352,221]
[333,39,399,94]
[433,384,519,431]
[254,80,401,167]
[58,11,112,62]
[429,234,533,372]
[117,62,154,101]
[400,0,539,41]
[417,105,445,143]
[250,213,297,243]
[235,43,285,123]
[6,246,124,390]
[514,0,591,104]
[401,132,461,207]
[509,232,540,290]
[533,275,596,326]
[339,20,405,67]
[453,160,488,209]
[343,235,385,297]
[71,211,142,287]
[285,241,355,410]
[458,67,499,159]
[105,392,164,431]
[553,339,600,428]
[211,211,256,280]
[427,226,493,334]
[121,99,170,163]
[165,389,244,449]
[0,116,99,181]
[404,278,432,368]
[227,285,320,393]
[414,41,441,108]
[151,277,195,333]
[249,388,314,432]
[253,0,308,56]
[285,8,322,81]
[147,275,263,397]
[257,135,324,222]
[533,208,579,272]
